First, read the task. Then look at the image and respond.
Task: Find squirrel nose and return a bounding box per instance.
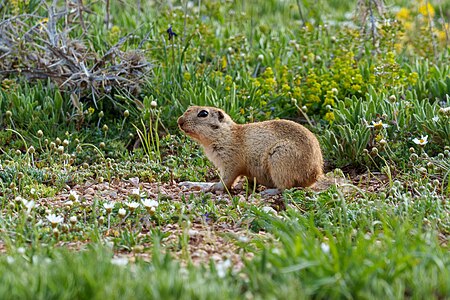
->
[177,117,185,126]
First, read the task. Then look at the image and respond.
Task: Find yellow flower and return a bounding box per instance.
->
[110,25,121,34]
[396,8,410,21]
[368,120,389,130]
[292,87,302,99]
[88,107,95,115]
[323,96,335,107]
[324,112,335,123]
[435,29,447,44]
[308,94,321,103]
[183,72,191,81]
[404,21,413,31]
[221,56,227,69]
[418,2,435,18]
[281,84,291,93]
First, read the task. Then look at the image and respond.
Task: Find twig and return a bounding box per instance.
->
[77,0,87,34]
[295,0,306,26]
[105,0,110,28]
[368,0,376,47]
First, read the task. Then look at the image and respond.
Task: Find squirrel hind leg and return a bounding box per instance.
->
[266,144,299,189]
[267,143,319,189]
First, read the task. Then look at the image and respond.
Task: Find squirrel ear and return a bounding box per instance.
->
[217,110,224,122]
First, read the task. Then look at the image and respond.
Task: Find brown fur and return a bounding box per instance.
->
[178,106,324,191]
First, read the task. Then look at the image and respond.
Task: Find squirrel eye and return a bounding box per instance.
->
[197,110,209,118]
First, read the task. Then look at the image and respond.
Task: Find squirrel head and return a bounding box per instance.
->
[178,106,235,144]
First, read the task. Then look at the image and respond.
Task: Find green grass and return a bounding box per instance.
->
[0,0,449,298]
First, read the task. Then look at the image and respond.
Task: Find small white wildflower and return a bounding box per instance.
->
[65,200,74,207]
[6,256,15,264]
[413,135,428,146]
[53,227,60,238]
[103,202,115,213]
[150,100,157,108]
[17,247,26,255]
[432,116,439,122]
[111,256,129,266]
[142,199,158,215]
[118,208,127,217]
[439,107,450,115]
[238,236,249,243]
[69,216,77,224]
[368,120,389,130]
[68,191,79,202]
[15,196,24,203]
[22,199,35,210]
[320,242,330,254]
[126,202,140,211]
[46,214,64,228]
[141,199,158,209]
[216,259,232,278]
[130,188,141,200]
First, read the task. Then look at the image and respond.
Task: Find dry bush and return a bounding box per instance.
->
[0,0,152,107]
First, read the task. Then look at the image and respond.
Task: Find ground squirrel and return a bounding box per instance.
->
[178,106,323,192]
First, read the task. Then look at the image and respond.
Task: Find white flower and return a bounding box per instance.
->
[111,256,129,266]
[142,199,158,215]
[103,202,115,213]
[432,116,439,122]
[17,247,26,254]
[118,208,127,217]
[130,188,141,200]
[15,196,25,203]
[65,200,74,207]
[331,88,338,95]
[413,135,428,146]
[53,227,60,238]
[68,191,79,202]
[150,100,157,108]
[126,202,140,211]
[46,214,64,227]
[141,199,158,208]
[238,236,249,243]
[320,242,330,254]
[21,199,35,210]
[439,107,450,115]
[216,259,232,278]
[69,216,77,224]
[368,120,389,130]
